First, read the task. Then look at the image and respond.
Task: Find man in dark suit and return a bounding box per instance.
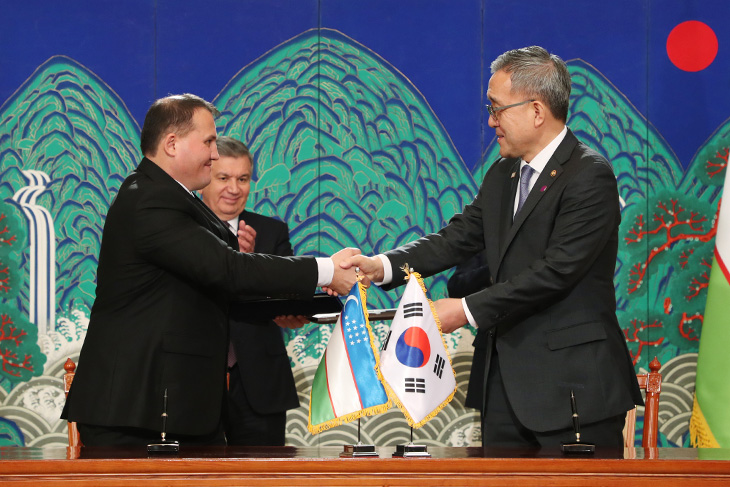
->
[199,136,300,446]
[63,94,358,446]
[348,47,642,448]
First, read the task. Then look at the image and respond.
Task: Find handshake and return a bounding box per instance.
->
[325,248,384,296]
[274,248,383,330]
[325,248,468,334]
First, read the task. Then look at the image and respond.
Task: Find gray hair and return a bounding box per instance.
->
[216,136,253,168]
[491,46,571,122]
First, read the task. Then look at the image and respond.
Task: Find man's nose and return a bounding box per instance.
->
[226,179,240,193]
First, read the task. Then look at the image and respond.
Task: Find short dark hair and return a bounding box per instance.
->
[491,46,571,122]
[140,94,220,156]
[216,136,254,169]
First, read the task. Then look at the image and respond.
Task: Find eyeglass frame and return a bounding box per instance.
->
[485,99,536,119]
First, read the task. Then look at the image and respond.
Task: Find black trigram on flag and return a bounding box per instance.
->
[382,330,392,351]
[405,377,426,393]
[403,302,423,319]
[433,354,445,379]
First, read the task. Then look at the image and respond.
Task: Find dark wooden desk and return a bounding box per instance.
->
[2,446,730,486]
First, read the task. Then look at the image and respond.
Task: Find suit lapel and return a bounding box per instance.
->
[498,160,521,257]
[137,158,238,249]
[191,193,238,248]
[496,130,579,268]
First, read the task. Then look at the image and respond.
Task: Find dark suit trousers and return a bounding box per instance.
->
[482,345,625,449]
[225,364,287,446]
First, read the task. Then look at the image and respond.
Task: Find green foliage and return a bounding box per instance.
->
[0,56,141,315]
[0,201,25,300]
[215,29,477,317]
[0,417,24,446]
[0,309,46,384]
[692,123,730,189]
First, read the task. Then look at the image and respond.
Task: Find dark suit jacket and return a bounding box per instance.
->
[63,158,317,435]
[228,210,299,414]
[384,130,642,432]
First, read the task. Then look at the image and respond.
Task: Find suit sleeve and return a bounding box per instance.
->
[447,251,490,298]
[383,184,489,284]
[465,156,620,328]
[133,187,316,299]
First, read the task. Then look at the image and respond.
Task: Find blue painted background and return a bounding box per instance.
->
[1,0,728,448]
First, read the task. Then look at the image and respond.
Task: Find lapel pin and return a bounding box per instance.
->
[550,169,557,177]
[511,172,516,178]
[541,185,547,192]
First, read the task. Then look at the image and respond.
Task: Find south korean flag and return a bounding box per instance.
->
[378,269,457,427]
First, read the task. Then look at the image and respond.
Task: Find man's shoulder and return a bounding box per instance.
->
[572,141,613,174]
[479,157,520,185]
[118,159,187,202]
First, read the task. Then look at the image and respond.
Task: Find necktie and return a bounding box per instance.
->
[228,342,237,368]
[515,164,535,216]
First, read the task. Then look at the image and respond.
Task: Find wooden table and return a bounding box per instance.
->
[2,446,730,486]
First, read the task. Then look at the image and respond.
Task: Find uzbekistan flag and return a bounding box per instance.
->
[378,269,456,428]
[308,281,389,434]
[691,166,730,448]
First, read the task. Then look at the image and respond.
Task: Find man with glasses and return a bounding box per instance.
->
[346,46,642,448]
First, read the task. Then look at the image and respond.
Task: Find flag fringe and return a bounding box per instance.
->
[690,395,721,448]
[308,281,390,435]
[307,401,391,435]
[376,271,457,428]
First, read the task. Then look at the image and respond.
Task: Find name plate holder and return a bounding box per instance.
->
[340,443,379,458]
[393,443,431,458]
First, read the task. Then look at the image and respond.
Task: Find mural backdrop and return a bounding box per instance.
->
[0,0,728,448]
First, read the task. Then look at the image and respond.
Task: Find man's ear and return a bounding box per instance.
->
[162,133,176,157]
[532,101,547,128]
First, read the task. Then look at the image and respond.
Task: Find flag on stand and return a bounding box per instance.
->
[308,281,389,434]
[691,167,730,448]
[378,268,456,428]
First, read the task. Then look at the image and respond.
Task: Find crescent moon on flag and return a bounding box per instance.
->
[345,295,358,310]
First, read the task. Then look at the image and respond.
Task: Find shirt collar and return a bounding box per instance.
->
[174,179,194,195]
[226,216,239,235]
[520,126,568,175]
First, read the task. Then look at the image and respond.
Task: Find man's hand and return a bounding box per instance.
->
[434,298,468,334]
[237,219,257,253]
[326,247,362,295]
[273,315,310,329]
[346,254,384,285]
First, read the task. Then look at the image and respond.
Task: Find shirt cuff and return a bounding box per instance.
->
[376,254,392,285]
[462,298,478,328]
[316,257,334,287]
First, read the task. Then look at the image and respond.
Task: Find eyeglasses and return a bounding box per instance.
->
[485,99,535,119]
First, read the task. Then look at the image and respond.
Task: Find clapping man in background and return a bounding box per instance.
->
[200,136,302,446]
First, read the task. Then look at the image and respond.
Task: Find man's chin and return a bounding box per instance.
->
[190,179,211,192]
[498,147,514,159]
[219,203,245,218]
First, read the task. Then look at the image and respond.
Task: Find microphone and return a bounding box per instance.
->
[147,389,180,453]
[561,390,595,454]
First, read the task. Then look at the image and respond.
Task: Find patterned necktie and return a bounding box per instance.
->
[515,164,535,216]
